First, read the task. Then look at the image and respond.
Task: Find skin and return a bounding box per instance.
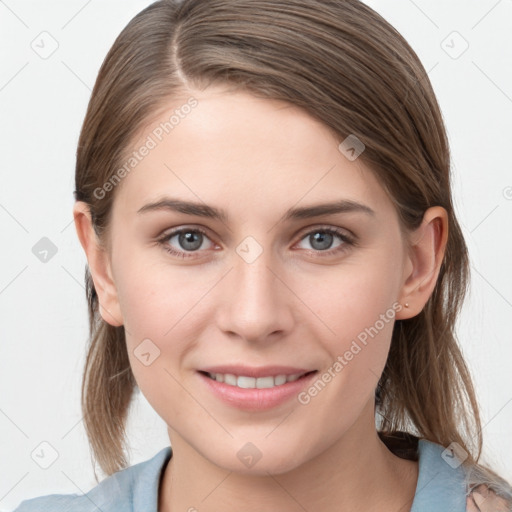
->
[74,85,448,512]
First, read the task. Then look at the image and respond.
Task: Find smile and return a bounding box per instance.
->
[198,368,319,411]
[204,371,314,389]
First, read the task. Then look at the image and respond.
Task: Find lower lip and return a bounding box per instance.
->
[198,371,318,411]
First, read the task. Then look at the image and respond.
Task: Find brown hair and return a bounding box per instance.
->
[74,0,512,500]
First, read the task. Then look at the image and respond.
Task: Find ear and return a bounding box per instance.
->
[73,201,124,327]
[395,206,449,320]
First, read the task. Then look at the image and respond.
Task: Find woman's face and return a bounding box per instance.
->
[96,86,413,474]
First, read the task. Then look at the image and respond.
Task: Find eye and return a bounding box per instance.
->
[295,227,355,256]
[157,225,356,260]
[157,227,215,259]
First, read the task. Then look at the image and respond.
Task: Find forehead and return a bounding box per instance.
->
[111,87,394,224]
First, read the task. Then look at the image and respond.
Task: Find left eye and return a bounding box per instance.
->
[295,228,353,253]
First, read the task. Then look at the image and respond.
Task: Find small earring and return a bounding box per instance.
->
[404,302,409,308]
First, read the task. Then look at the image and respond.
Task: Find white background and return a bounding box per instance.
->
[1,0,511,509]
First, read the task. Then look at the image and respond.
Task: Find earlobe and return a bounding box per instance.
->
[395,206,449,320]
[72,201,124,327]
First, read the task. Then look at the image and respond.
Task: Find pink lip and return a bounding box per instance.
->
[197,369,318,411]
[198,365,313,378]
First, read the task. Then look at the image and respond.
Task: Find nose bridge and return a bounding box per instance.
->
[217,236,292,340]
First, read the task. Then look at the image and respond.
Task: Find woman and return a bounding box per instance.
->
[14,0,512,510]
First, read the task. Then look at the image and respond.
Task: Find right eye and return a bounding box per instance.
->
[157,227,216,259]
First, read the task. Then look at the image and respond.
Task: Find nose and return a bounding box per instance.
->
[215,246,294,344]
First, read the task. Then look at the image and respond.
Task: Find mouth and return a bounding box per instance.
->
[197,366,319,411]
[199,370,317,390]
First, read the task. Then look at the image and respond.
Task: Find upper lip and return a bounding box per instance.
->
[198,365,315,378]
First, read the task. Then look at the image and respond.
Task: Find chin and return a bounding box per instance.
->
[204,442,310,476]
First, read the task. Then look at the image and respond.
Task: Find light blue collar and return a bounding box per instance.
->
[410,439,467,512]
[91,439,468,512]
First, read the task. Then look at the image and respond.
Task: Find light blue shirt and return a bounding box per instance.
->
[13,439,468,511]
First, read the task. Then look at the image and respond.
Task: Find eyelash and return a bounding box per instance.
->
[156,225,356,260]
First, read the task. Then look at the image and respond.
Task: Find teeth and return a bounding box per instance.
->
[207,372,308,389]
[237,376,256,388]
[274,375,287,386]
[255,376,274,388]
[224,374,237,386]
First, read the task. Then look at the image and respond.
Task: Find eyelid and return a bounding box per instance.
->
[158,224,212,239]
[293,223,356,242]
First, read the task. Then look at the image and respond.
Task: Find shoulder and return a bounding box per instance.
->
[381,433,512,511]
[12,493,84,512]
[12,446,172,512]
[466,484,512,512]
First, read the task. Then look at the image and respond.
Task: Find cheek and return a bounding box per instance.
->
[116,258,206,416]
[301,247,401,343]
[297,245,401,393]
[111,253,199,384]
[114,249,205,339]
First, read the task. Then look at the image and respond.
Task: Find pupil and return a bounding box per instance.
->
[180,231,202,251]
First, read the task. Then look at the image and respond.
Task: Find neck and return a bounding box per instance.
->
[159,402,418,512]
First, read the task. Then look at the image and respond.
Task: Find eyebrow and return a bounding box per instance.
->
[136,197,375,222]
